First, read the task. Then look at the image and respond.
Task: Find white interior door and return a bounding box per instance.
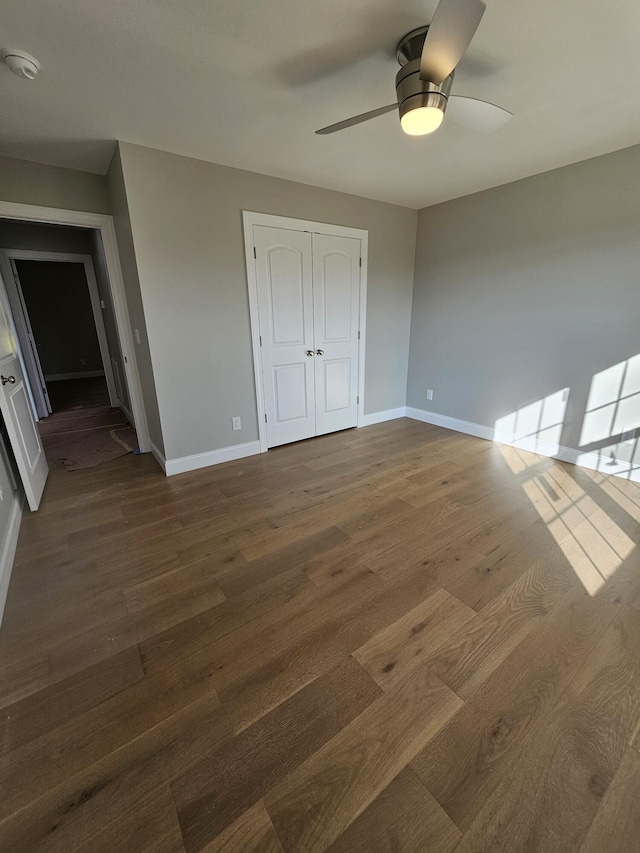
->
[7,258,52,418]
[0,281,48,510]
[312,234,360,436]
[254,226,316,448]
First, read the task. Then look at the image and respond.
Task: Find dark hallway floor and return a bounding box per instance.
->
[39,377,138,470]
[46,376,110,412]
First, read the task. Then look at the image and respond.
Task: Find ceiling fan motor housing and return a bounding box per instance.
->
[396,59,453,123]
[395,27,453,123]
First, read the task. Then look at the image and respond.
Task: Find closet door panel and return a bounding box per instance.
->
[254,226,316,447]
[312,234,360,436]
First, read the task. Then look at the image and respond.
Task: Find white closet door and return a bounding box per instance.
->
[312,234,360,436]
[254,226,316,448]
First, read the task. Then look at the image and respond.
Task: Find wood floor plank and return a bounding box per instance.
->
[138,569,313,683]
[172,656,381,853]
[264,664,463,853]
[352,587,475,690]
[0,645,144,757]
[0,655,49,709]
[366,538,484,586]
[0,655,226,820]
[124,560,227,615]
[70,784,186,853]
[452,604,640,852]
[0,691,229,852]
[425,546,578,698]
[411,586,617,830]
[579,746,640,853]
[214,569,383,733]
[217,526,349,598]
[442,536,542,611]
[324,767,460,853]
[200,801,284,853]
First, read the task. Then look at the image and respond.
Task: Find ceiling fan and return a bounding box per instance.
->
[316,0,512,137]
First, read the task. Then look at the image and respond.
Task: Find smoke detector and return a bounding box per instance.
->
[1,49,41,80]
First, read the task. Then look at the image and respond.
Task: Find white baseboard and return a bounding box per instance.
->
[164,440,262,477]
[45,370,105,381]
[405,406,640,483]
[0,493,24,628]
[405,407,493,441]
[359,407,407,427]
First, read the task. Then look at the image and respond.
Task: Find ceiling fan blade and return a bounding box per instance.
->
[316,103,397,135]
[420,0,486,84]
[446,95,512,133]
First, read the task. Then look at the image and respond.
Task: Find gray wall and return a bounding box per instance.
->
[0,155,109,214]
[118,142,417,461]
[407,143,640,462]
[17,260,103,378]
[107,147,164,453]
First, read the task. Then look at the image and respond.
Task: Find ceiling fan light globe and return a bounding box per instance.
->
[400,105,444,136]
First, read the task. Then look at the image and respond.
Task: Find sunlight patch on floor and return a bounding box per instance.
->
[520,469,635,595]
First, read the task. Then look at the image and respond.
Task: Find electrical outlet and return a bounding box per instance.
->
[80,358,86,366]
[0,487,4,501]
[232,416,241,431]
[426,389,433,401]
[100,299,106,309]
[134,329,141,345]
[621,429,635,442]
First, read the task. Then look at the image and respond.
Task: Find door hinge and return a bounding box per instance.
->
[264,413,268,423]
[253,247,257,259]
[359,257,362,268]
[357,395,360,404]
[357,330,360,340]
[259,335,262,346]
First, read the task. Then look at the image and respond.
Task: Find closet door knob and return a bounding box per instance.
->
[1,375,15,386]
[316,349,324,355]
[306,350,314,357]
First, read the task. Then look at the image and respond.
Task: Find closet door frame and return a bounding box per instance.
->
[243,211,368,454]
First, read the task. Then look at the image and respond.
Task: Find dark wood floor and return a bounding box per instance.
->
[1,419,640,852]
[46,375,110,412]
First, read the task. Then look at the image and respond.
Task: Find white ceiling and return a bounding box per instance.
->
[1,0,640,209]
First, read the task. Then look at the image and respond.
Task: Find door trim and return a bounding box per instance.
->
[2,250,120,410]
[242,211,368,454]
[0,202,150,452]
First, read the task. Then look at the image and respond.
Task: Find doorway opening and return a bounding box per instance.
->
[0,212,148,507]
[2,244,138,471]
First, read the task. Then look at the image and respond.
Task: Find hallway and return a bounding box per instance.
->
[38,377,138,471]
